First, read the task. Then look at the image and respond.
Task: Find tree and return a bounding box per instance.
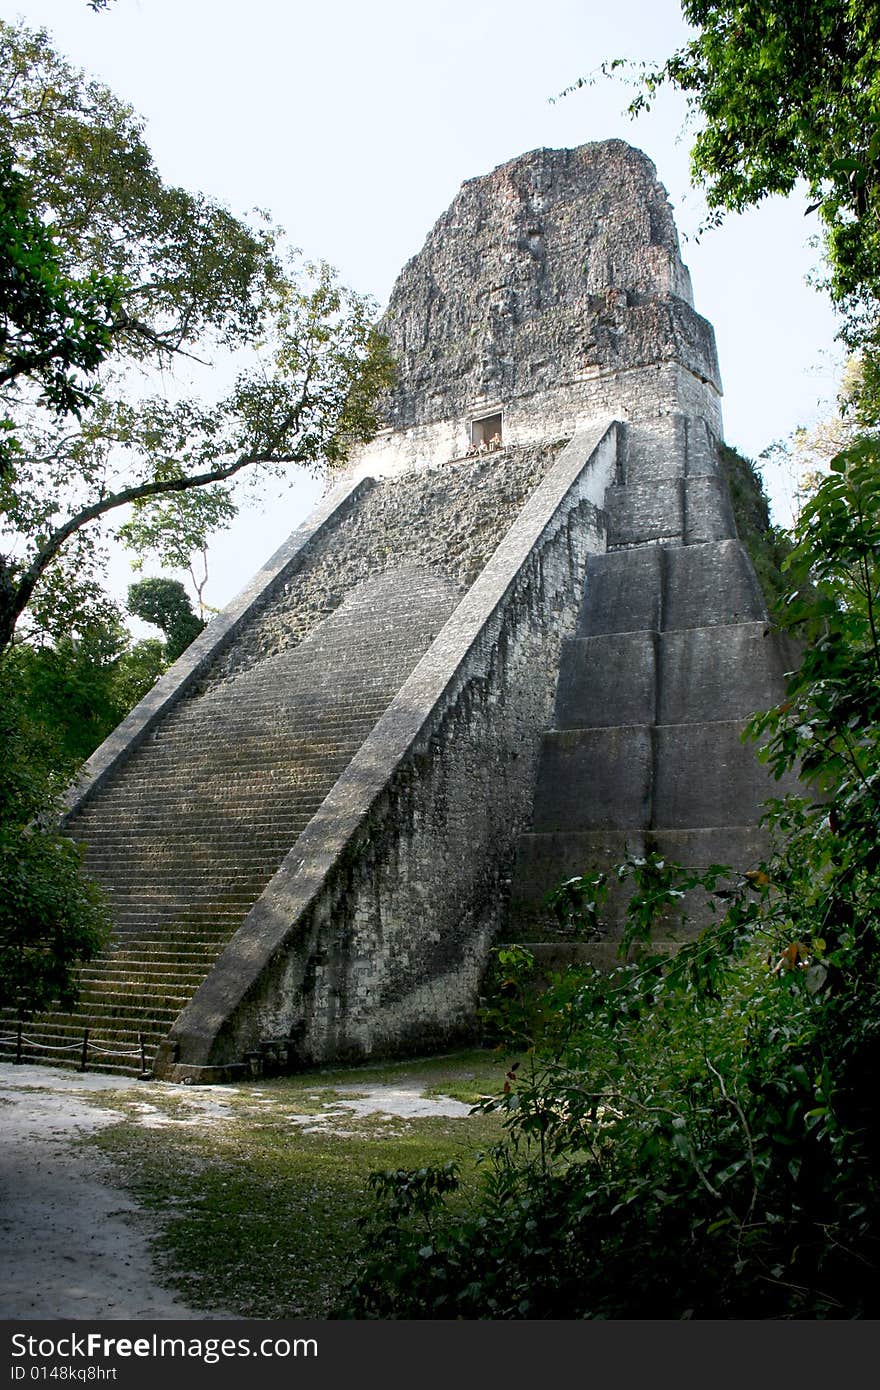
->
[0,147,121,464]
[8,618,166,772]
[0,666,110,1018]
[0,20,394,654]
[127,577,204,662]
[119,486,238,620]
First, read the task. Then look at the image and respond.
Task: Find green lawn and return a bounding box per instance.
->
[90,1049,509,1318]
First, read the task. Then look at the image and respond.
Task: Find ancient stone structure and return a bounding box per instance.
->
[2,141,796,1080]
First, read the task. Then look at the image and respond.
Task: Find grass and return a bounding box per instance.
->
[89,1047,509,1318]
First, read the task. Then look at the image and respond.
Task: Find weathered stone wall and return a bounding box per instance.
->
[203,441,564,688]
[373,142,719,434]
[347,362,722,482]
[157,423,619,1079]
[65,443,562,816]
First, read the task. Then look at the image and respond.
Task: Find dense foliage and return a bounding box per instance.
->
[0,667,110,1017]
[0,149,120,449]
[8,622,165,770]
[721,441,793,610]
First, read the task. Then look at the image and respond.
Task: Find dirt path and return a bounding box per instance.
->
[0,1061,473,1321]
[0,1064,234,1320]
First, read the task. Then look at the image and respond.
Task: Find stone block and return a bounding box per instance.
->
[658,624,799,723]
[684,416,719,478]
[622,415,687,482]
[653,720,782,829]
[531,726,653,832]
[606,479,684,546]
[578,548,663,636]
[651,825,770,873]
[555,632,657,728]
[683,475,737,542]
[662,540,767,629]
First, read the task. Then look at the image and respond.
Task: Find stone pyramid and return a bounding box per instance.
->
[2,141,796,1080]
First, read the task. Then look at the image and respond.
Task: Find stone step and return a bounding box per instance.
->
[72,779,355,801]
[103,943,240,958]
[0,1017,168,1047]
[40,1006,187,1028]
[78,970,208,989]
[0,1019,164,1043]
[104,927,237,945]
[85,897,265,918]
[531,720,788,833]
[578,540,768,637]
[68,765,363,797]
[94,953,225,971]
[78,795,336,810]
[555,623,798,729]
[103,941,231,958]
[104,914,247,929]
[507,825,769,941]
[72,979,198,1001]
[89,897,273,913]
[85,944,214,961]
[80,852,289,868]
[74,791,341,811]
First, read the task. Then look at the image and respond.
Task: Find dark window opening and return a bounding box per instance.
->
[470,413,503,450]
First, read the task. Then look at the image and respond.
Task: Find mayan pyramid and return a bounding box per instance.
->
[3,141,796,1080]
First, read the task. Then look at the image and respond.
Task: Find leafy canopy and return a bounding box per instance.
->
[127,577,204,664]
[563,2,880,352]
[0,666,110,1017]
[0,20,394,654]
[119,485,238,619]
[0,149,121,437]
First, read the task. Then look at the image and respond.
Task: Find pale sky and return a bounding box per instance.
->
[7,0,842,614]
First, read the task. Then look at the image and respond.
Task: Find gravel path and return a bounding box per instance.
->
[0,1062,473,1321]
[0,1065,237,1320]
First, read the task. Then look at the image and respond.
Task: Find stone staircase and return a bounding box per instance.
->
[0,567,460,1076]
[506,417,798,967]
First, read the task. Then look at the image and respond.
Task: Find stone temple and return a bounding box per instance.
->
[6,140,798,1079]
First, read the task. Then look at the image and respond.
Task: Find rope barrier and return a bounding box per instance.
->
[1,1029,148,1064]
[0,1032,83,1053]
[87,1042,144,1059]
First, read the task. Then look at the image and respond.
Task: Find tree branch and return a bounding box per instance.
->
[0,412,309,652]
